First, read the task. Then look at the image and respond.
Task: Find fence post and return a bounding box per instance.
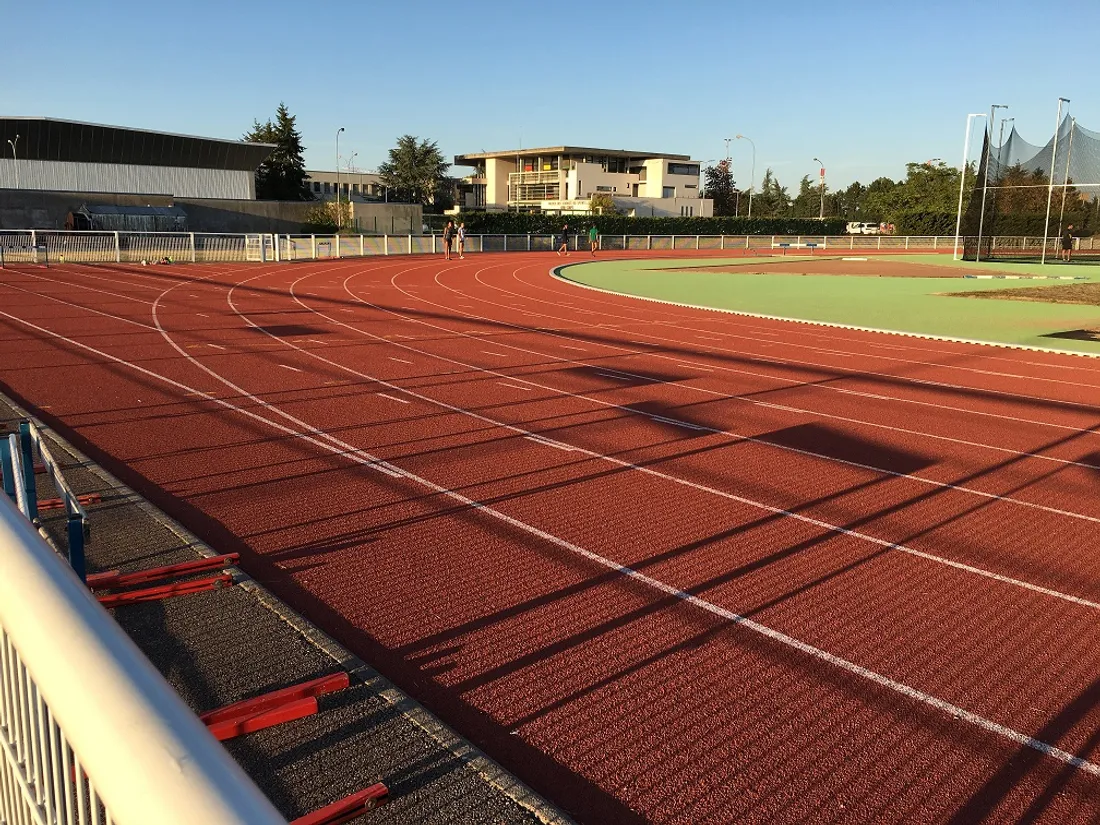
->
[850,236,854,249]
[334,234,341,258]
[647,235,651,250]
[114,232,121,263]
[721,234,725,250]
[311,235,316,259]
[905,236,909,250]
[189,233,196,262]
[408,234,412,256]
[695,235,700,250]
[18,422,37,522]
[30,230,37,264]
[384,235,389,256]
[360,235,365,257]
[878,236,882,250]
[504,235,509,252]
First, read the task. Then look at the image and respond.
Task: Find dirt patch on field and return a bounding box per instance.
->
[670,258,1016,278]
[957,281,1100,306]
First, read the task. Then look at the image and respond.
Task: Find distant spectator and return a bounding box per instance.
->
[1061,225,1074,262]
[589,225,599,256]
[457,222,467,259]
[557,224,570,257]
[442,220,455,260]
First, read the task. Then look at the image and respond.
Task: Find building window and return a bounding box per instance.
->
[680,206,694,217]
[668,163,700,176]
[313,182,321,193]
[663,186,675,198]
[352,183,359,194]
[596,185,613,192]
[685,183,696,189]
[324,182,330,194]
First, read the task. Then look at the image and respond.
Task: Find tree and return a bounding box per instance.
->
[377,136,449,207]
[791,176,824,218]
[589,193,620,215]
[244,103,312,201]
[752,169,790,217]
[703,160,738,216]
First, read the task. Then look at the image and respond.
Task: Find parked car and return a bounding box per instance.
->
[845,221,880,235]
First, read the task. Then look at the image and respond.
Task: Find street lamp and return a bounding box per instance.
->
[344,151,358,199]
[812,157,825,219]
[736,134,755,218]
[335,127,345,225]
[976,103,1008,262]
[6,134,19,190]
[953,113,987,260]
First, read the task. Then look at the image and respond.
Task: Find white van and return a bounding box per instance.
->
[845,221,880,235]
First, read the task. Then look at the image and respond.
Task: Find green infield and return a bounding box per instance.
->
[555,255,1100,355]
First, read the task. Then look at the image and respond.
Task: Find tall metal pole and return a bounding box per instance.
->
[6,134,18,190]
[953,113,987,261]
[813,157,824,219]
[975,104,1008,262]
[1057,117,1076,240]
[1041,98,1069,265]
[335,126,345,227]
[737,134,755,218]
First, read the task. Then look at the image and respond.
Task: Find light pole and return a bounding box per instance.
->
[953,113,987,260]
[344,151,358,199]
[736,134,755,218]
[335,126,345,226]
[6,134,19,190]
[1041,97,1070,264]
[812,157,825,219]
[975,104,1008,262]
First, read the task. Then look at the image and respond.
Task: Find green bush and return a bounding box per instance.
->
[452,213,847,236]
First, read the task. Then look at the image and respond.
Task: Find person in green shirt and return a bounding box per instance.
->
[588,225,599,256]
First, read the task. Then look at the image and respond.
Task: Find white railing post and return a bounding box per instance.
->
[114,232,121,263]
[384,235,389,256]
[721,234,725,250]
[310,235,316,259]
[334,234,341,258]
[408,234,413,255]
[360,235,364,257]
[647,235,651,250]
[189,233,196,262]
[504,235,508,252]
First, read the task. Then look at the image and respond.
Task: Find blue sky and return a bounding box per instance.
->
[3,0,1097,192]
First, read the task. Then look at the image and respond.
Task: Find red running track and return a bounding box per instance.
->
[2,250,1100,824]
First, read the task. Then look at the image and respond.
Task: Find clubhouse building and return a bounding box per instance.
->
[453,146,713,217]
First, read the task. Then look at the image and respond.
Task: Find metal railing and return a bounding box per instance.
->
[0,229,1044,264]
[0,492,286,825]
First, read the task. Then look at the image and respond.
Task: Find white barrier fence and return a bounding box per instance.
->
[0,494,286,825]
[1,230,1094,265]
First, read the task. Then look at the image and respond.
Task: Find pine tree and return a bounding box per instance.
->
[377,136,449,206]
[244,103,312,201]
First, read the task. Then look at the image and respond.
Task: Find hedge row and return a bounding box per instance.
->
[452,212,847,237]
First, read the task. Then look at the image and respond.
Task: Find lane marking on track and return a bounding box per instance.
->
[595,372,632,381]
[499,382,533,392]
[562,345,587,351]
[696,335,722,341]
[197,313,209,318]
[675,363,713,372]
[309,339,326,345]
[524,434,578,451]
[278,365,302,372]
[482,351,508,357]
[377,393,410,404]
[648,414,710,431]
[207,343,226,350]
[388,357,413,364]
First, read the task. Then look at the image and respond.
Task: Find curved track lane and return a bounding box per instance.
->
[2,252,1100,824]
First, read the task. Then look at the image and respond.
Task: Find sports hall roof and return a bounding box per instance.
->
[0,117,274,171]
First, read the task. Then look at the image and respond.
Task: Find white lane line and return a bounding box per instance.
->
[378,392,410,404]
[500,382,533,391]
[388,357,413,364]
[524,434,577,451]
[309,339,326,345]
[482,351,509,357]
[648,414,710,431]
[595,372,632,381]
[197,313,209,318]
[278,364,302,372]
[207,343,226,350]
[562,345,587,351]
[675,363,713,372]
[696,335,722,341]
[52,294,1100,779]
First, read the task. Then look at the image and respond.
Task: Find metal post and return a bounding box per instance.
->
[976,104,1008,262]
[736,134,755,218]
[1056,117,1076,241]
[335,127,345,230]
[0,437,13,498]
[1041,98,1069,265]
[6,134,18,189]
[813,157,825,219]
[18,422,37,522]
[114,231,121,263]
[189,232,196,262]
[311,234,316,259]
[953,113,986,261]
[360,235,365,257]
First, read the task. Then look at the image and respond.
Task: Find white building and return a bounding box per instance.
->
[453,146,713,217]
[304,169,387,202]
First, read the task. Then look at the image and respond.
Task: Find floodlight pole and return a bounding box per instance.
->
[335,126,345,228]
[736,134,755,218]
[1056,117,1076,240]
[6,134,18,190]
[975,104,1008,262]
[1041,98,1069,265]
[953,113,986,261]
[813,157,824,219]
